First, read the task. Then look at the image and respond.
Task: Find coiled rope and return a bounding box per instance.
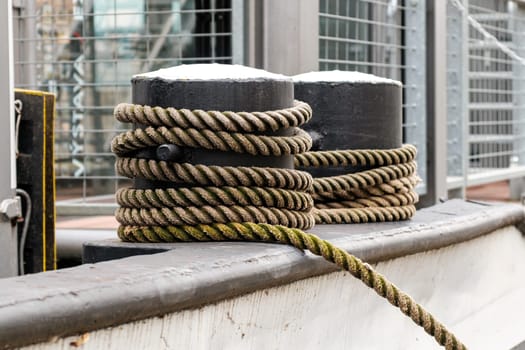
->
[112,101,466,350]
[295,144,420,225]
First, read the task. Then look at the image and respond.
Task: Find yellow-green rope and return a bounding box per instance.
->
[118,222,463,349]
[112,100,466,350]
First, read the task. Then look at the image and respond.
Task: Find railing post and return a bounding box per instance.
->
[446,0,469,199]
[420,0,449,206]
[232,0,245,65]
[510,2,525,199]
[261,0,319,75]
[404,0,428,197]
[0,0,19,277]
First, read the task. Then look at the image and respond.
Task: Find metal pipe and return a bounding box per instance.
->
[56,229,115,260]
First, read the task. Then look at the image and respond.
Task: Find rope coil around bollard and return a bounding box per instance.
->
[295,144,420,225]
[112,101,466,350]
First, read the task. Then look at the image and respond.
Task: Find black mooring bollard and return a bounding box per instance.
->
[293,71,402,177]
[130,64,295,189]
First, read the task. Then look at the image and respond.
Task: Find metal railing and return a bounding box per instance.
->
[318,0,428,194]
[13,0,235,213]
[447,0,525,191]
[12,0,525,214]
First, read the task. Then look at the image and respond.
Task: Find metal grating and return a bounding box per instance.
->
[319,0,404,79]
[447,0,525,188]
[468,2,525,175]
[13,0,234,209]
[318,0,427,193]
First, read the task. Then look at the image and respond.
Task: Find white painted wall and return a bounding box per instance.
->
[25,226,525,350]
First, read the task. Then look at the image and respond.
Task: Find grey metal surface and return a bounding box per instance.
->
[0,1,18,278]
[0,200,514,349]
[446,0,469,197]
[231,0,244,65]
[420,0,449,206]
[404,0,428,195]
[262,0,319,75]
[509,3,525,197]
[243,0,264,69]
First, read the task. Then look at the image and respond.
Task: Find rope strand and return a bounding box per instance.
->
[113,99,466,350]
[118,223,464,350]
[114,100,312,132]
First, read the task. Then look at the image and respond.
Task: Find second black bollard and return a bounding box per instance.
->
[293,71,402,177]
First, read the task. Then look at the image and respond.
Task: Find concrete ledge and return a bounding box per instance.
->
[0,200,524,349]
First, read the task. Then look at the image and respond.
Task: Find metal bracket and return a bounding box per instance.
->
[0,197,21,221]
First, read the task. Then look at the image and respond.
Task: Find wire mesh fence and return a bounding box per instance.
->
[13,0,233,210]
[318,0,428,193]
[15,0,525,210]
[447,0,525,188]
[468,2,525,174]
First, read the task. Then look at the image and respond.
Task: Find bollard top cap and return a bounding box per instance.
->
[134,64,290,82]
[293,71,402,86]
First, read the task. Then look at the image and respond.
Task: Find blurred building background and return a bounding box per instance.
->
[10,0,525,214]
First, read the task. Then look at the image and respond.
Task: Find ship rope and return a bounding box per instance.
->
[112,101,466,350]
